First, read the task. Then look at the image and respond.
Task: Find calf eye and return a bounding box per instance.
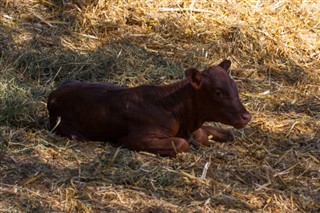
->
[215,89,223,97]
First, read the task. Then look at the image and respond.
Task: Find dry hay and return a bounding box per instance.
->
[0,0,319,212]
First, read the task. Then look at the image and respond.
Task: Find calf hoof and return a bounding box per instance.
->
[200,126,235,142]
[188,137,200,150]
[215,130,234,142]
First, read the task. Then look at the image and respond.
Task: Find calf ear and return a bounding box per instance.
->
[185,68,203,90]
[218,60,231,71]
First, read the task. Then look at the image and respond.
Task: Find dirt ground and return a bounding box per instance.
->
[0,0,319,212]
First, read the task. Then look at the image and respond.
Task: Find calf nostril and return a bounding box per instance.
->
[242,112,251,121]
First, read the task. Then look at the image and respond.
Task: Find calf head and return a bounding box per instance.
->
[186,60,251,129]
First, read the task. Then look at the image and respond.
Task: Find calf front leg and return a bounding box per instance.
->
[120,136,190,157]
[192,126,234,146]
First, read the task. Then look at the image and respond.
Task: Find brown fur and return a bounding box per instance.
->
[47,60,251,156]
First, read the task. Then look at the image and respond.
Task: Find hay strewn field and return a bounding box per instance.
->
[0,0,319,212]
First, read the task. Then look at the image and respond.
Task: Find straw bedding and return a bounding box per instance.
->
[0,0,319,212]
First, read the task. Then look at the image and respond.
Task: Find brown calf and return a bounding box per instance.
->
[47,60,251,156]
